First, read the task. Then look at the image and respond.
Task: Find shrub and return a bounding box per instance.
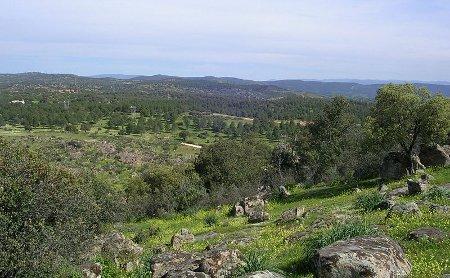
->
[204,214,218,227]
[423,186,450,201]
[233,251,270,276]
[0,139,100,276]
[354,191,387,212]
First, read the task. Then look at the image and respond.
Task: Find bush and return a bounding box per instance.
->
[232,251,270,276]
[204,214,218,227]
[0,139,100,276]
[423,186,450,201]
[354,191,387,212]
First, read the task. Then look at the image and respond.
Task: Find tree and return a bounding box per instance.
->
[369,84,450,171]
[179,130,190,141]
[80,122,92,132]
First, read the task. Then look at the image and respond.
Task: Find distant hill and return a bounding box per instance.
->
[90,74,141,79]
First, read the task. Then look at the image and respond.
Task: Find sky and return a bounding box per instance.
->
[1,0,450,81]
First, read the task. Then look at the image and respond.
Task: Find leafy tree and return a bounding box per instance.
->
[368,84,450,171]
[80,122,92,132]
[179,130,190,142]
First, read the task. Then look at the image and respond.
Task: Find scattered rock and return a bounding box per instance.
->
[153,244,168,254]
[419,144,450,167]
[378,184,389,194]
[408,227,447,242]
[314,236,411,278]
[150,246,244,278]
[81,263,102,278]
[407,179,428,195]
[232,203,245,217]
[277,207,306,223]
[100,232,143,271]
[278,185,291,198]
[171,228,195,250]
[284,231,308,243]
[388,187,409,198]
[244,270,285,277]
[248,211,269,223]
[380,152,410,180]
[388,202,421,216]
[243,195,266,216]
[429,204,449,213]
[378,198,396,210]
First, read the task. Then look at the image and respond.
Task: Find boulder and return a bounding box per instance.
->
[243,195,266,216]
[171,228,195,250]
[387,187,409,198]
[419,144,450,167]
[150,246,243,278]
[278,185,291,198]
[232,204,245,216]
[277,207,306,223]
[100,232,143,271]
[81,263,102,278]
[380,152,409,180]
[408,227,447,242]
[248,211,269,223]
[378,184,389,195]
[244,270,285,277]
[314,236,411,278]
[429,204,449,213]
[407,179,428,195]
[388,202,420,216]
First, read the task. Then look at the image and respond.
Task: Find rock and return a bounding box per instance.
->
[243,195,266,216]
[153,244,168,254]
[244,270,285,277]
[314,236,411,278]
[387,187,409,198]
[150,246,243,278]
[171,228,195,250]
[81,263,102,278]
[380,152,410,180]
[408,227,447,242]
[195,232,219,242]
[278,185,291,198]
[232,204,245,216]
[378,184,389,194]
[284,231,308,243]
[389,202,421,216]
[277,207,306,223]
[429,204,450,213]
[248,211,269,223]
[100,232,143,271]
[420,173,434,182]
[407,179,428,195]
[419,144,450,167]
[378,198,396,210]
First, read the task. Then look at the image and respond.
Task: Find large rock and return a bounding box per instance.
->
[171,228,195,250]
[387,187,409,198]
[419,144,450,167]
[277,207,306,223]
[248,211,269,223]
[100,232,143,271]
[408,227,447,242]
[232,203,245,216]
[243,195,266,216]
[407,179,428,195]
[278,185,291,198]
[81,263,102,278]
[388,202,421,216]
[380,152,409,180]
[244,270,285,277]
[314,236,411,278]
[151,246,244,278]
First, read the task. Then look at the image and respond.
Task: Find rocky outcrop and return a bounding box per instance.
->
[248,211,269,223]
[419,144,450,167]
[380,152,409,180]
[277,207,306,223]
[150,246,244,278]
[388,202,421,216]
[244,270,285,277]
[100,232,143,271]
[407,178,428,195]
[408,227,447,242]
[232,203,245,216]
[81,263,102,278]
[171,228,195,250]
[243,195,266,216]
[387,187,409,198]
[314,236,411,278]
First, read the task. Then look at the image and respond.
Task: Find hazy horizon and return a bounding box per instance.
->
[1,0,450,81]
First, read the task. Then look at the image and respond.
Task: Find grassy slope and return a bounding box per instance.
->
[119,167,450,278]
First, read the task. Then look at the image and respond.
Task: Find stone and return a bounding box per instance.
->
[378,184,389,194]
[380,152,410,180]
[314,236,411,278]
[388,202,421,216]
[408,227,447,242]
[100,232,143,271]
[407,179,428,195]
[277,207,306,223]
[233,203,245,216]
[248,211,269,223]
[243,195,266,216]
[419,144,450,167]
[244,270,285,277]
[429,204,449,213]
[387,187,409,198]
[81,263,102,278]
[171,228,195,250]
[150,246,243,278]
[279,185,291,198]
[284,231,308,243]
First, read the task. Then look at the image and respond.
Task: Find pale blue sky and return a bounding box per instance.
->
[1,0,449,81]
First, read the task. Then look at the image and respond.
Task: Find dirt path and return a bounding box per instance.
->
[181,142,202,149]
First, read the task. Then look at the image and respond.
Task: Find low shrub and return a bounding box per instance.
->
[204,214,218,227]
[423,186,450,201]
[354,191,387,211]
[232,251,270,277]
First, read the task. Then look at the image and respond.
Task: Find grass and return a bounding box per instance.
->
[117,166,449,278]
